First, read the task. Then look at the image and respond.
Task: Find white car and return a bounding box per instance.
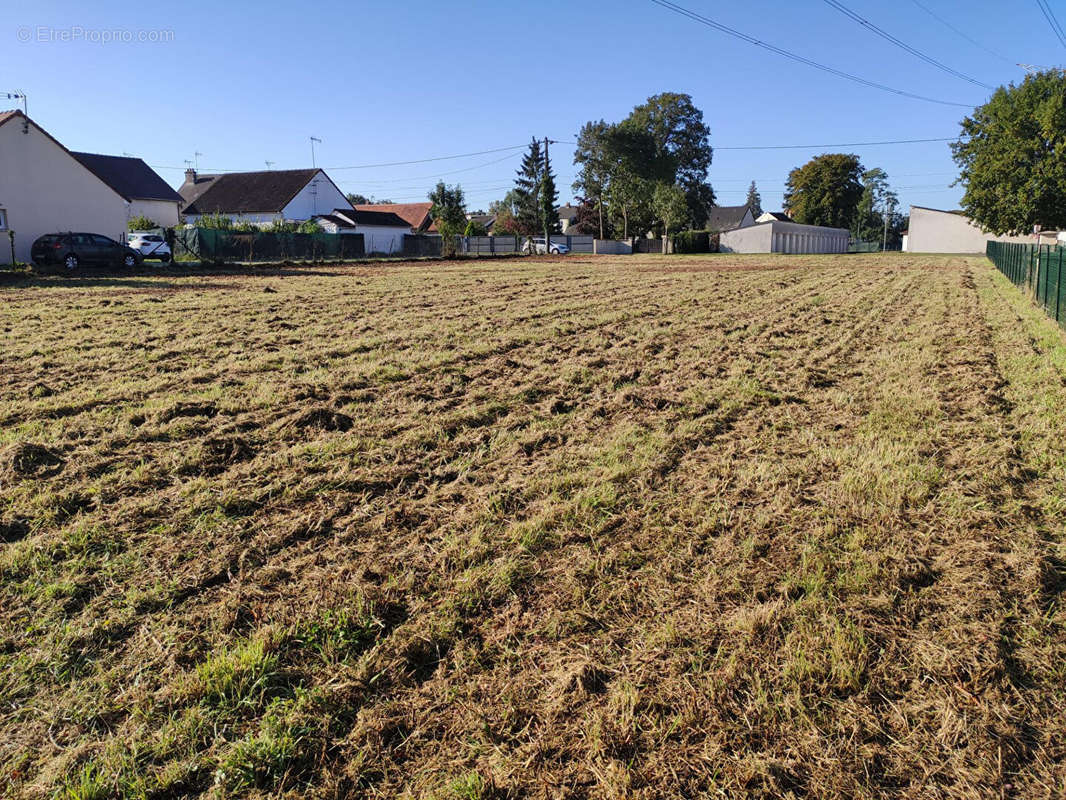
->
[127,232,171,262]
[524,237,570,255]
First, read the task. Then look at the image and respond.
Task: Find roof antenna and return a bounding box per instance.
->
[265,160,275,170]
[310,136,322,168]
[194,151,203,170]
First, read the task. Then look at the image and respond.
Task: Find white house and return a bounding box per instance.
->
[903,205,1035,253]
[314,208,412,254]
[707,205,757,232]
[756,211,792,224]
[71,152,182,228]
[0,110,132,264]
[719,220,850,254]
[179,168,350,226]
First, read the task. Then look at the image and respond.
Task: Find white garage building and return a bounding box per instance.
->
[902,205,1035,253]
[719,220,850,254]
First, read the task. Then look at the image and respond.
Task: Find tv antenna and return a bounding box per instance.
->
[310,136,322,168]
[265,160,275,170]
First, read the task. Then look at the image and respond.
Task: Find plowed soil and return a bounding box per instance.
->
[2,253,1065,798]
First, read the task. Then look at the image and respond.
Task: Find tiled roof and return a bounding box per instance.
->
[70,152,181,203]
[180,169,320,214]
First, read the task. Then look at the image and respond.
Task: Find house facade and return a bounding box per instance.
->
[756,211,792,224]
[179,168,350,226]
[903,205,1035,253]
[71,152,182,228]
[719,220,850,254]
[0,110,131,264]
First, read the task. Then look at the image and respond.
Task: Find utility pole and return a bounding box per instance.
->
[882,206,889,252]
[310,136,322,168]
[543,136,551,253]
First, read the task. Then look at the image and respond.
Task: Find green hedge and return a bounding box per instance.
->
[672,230,720,254]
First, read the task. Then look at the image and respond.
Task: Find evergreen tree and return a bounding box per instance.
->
[514,138,544,235]
[746,181,762,217]
[540,148,560,235]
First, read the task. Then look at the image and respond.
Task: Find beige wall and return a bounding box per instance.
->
[130,199,180,229]
[0,116,129,263]
[904,206,1034,253]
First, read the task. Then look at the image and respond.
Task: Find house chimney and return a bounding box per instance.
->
[184,168,196,184]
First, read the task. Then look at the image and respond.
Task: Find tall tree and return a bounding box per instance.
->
[572,120,614,238]
[428,182,467,236]
[540,148,560,236]
[624,93,715,227]
[746,181,763,217]
[952,70,1066,234]
[653,183,689,239]
[784,154,865,229]
[606,172,653,239]
[513,138,545,235]
[854,168,898,244]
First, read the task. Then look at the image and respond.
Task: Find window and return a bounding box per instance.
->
[0,208,7,230]
[91,235,116,247]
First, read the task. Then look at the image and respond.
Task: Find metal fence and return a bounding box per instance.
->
[175,228,365,263]
[987,241,1066,326]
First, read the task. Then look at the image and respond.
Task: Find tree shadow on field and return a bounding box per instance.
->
[0,263,358,289]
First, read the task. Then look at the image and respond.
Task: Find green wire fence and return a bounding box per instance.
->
[987,241,1066,327]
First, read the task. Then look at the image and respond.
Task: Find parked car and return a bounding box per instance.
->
[128,231,172,262]
[31,232,143,269]
[524,237,570,255]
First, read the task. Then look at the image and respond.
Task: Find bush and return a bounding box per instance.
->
[672,230,711,254]
[128,215,159,231]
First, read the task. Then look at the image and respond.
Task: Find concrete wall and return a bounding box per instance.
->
[904,206,1034,253]
[130,198,180,228]
[593,239,632,255]
[0,115,130,263]
[719,224,773,253]
[282,171,350,220]
[720,221,849,254]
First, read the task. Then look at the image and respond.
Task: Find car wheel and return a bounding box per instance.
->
[123,254,137,268]
[64,254,79,270]
[550,247,559,254]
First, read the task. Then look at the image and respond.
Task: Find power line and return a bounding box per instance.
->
[151,143,533,173]
[821,0,994,89]
[648,0,974,107]
[716,137,955,150]
[1035,0,1066,50]
[908,0,1014,64]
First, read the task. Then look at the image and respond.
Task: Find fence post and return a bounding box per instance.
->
[1057,247,1063,324]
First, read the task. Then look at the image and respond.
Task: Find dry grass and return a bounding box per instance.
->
[1,253,1065,798]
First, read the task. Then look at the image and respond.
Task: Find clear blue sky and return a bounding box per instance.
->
[1,0,1057,215]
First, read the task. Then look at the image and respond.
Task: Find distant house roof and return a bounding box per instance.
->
[557,203,579,222]
[180,168,321,214]
[70,152,182,203]
[333,208,413,228]
[356,202,436,232]
[759,211,792,222]
[707,205,752,232]
[467,213,496,229]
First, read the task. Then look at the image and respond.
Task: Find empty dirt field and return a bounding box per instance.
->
[3,253,1066,799]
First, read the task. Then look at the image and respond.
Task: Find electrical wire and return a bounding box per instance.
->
[648,0,974,107]
[820,0,993,89]
[715,137,955,150]
[908,0,1014,63]
[1035,0,1066,50]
